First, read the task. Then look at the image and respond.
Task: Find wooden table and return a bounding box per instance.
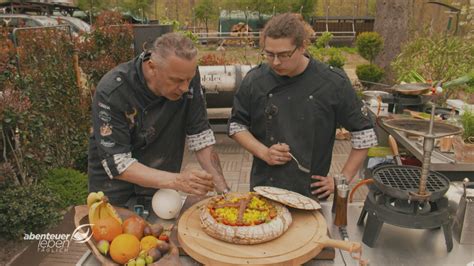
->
[77,186,473,266]
[76,195,338,266]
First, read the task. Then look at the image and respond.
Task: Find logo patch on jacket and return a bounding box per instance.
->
[100,123,113,136]
[98,102,110,110]
[99,110,111,122]
[100,139,115,148]
[125,107,138,128]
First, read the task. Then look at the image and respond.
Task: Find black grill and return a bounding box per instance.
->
[372,165,450,200]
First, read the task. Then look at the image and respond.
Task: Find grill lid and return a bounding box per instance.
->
[383,119,463,138]
[391,83,431,95]
[372,165,450,201]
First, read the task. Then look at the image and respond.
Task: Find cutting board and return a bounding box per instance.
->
[177,198,354,265]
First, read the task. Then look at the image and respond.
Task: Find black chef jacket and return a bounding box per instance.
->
[228,58,375,199]
[88,54,212,206]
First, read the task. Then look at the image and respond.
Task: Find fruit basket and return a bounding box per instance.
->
[74,205,181,266]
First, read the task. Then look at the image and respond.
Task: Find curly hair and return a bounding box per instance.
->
[260,13,308,48]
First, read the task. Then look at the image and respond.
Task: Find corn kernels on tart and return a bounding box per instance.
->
[200,192,292,244]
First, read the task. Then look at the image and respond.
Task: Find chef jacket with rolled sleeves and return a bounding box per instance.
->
[228,58,377,199]
[88,53,215,206]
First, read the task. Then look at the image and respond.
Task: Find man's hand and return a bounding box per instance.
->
[265,143,291,165]
[195,145,230,194]
[174,169,214,195]
[310,175,335,199]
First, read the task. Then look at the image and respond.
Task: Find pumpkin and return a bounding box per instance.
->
[152,189,183,219]
[92,216,123,242]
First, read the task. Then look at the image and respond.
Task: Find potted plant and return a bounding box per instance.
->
[453,110,474,163]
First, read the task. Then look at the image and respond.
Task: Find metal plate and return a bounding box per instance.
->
[384,118,463,138]
[391,83,431,95]
[372,165,450,200]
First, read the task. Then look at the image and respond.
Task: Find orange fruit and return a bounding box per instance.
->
[92,217,123,242]
[140,235,158,251]
[109,234,140,264]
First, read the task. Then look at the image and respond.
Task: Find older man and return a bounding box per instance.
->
[88,33,229,206]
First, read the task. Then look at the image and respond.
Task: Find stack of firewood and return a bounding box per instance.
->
[223,23,255,46]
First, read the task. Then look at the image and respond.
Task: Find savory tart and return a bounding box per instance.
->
[200,192,292,244]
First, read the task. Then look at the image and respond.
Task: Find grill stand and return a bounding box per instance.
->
[357,105,462,252]
[357,189,453,252]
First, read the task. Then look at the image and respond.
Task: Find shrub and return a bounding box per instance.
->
[0,184,61,240]
[41,168,88,209]
[13,26,90,180]
[315,31,333,48]
[356,64,384,87]
[307,46,346,69]
[0,29,16,84]
[355,32,383,63]
[460,110,474,143]
[326,48,346,69]
[160,19,198,44]
[76,11,134,87]
[391,34,473,101]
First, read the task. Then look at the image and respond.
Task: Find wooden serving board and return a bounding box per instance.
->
[177,198,346,266]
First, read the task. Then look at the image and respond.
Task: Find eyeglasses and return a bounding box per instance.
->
[261,47,298,62]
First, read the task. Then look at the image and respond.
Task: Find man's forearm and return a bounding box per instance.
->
[195,145,229,192]
[231,130,269,162]
[341,148,368,183]
[116,161,176,189]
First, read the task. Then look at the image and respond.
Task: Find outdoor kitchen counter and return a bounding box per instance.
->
[77,183,473,266]
[333,182,472,266]
[374,114,474,181]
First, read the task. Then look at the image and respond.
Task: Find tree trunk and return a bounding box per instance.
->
[373,0,415,84]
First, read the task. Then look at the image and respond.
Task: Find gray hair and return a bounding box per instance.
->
[150,32,197,63]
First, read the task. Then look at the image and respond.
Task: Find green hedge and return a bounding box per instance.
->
[0,184,61,240]
[307,46,346,69]
[460,111,474,142]
[41,168,88,209]
[356,64,384,87]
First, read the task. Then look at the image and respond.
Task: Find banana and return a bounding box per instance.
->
[99,204,109,219]
[87,191,104,208]
[104,202,122,224]
[88,201,102,225]
[88,195,122,225]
